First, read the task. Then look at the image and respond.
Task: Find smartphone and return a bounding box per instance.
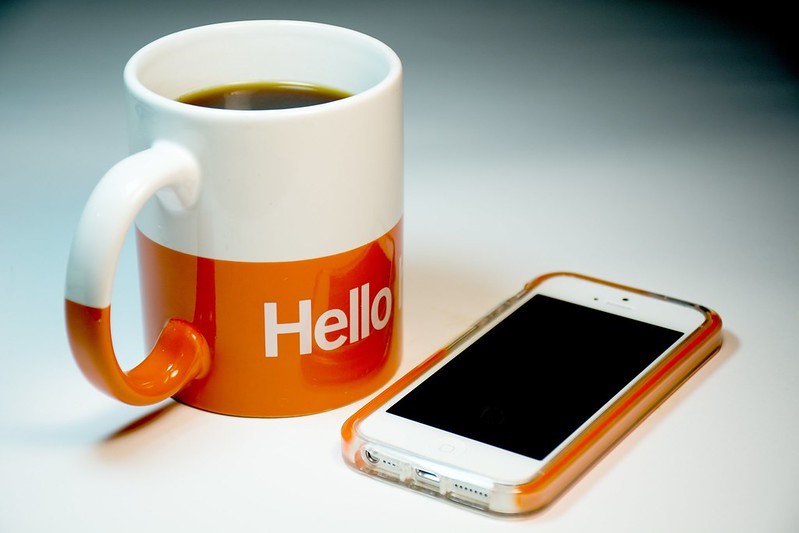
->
[341,272,722,516]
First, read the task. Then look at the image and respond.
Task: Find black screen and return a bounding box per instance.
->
[387,295,683,460]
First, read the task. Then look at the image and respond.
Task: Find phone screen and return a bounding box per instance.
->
[387,294,683,461]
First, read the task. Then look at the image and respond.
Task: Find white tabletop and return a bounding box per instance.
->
[1,1,797,531]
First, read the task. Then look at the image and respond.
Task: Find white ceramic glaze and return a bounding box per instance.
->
[66,21,403,309]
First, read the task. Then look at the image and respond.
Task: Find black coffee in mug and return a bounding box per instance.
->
[178,81,351,110]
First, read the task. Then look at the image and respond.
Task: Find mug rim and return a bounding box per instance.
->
[123,20,402,119]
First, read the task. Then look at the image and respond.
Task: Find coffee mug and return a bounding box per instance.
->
[65,21,403,417]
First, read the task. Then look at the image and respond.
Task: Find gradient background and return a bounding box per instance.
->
[1,1,797,531]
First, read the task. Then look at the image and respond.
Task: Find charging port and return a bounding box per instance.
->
[414,468,440,484]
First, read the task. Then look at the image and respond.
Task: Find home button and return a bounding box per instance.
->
[435,438,466,456]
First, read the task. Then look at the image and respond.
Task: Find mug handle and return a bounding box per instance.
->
[65,141,211,405]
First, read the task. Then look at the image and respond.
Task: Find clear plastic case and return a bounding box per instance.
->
[341,272,723,516]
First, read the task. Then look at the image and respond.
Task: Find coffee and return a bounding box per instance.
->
[177,81,351,110]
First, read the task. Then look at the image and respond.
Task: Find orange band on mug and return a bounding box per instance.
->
[140,221,402,416]
[66,222,401,416]
[65,302,210,405]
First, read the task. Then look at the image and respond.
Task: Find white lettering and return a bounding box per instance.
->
[349,287,360,343]
[263,283,393,357]
[360,283,370,340]
[314,308,348,351]
[264,299,311,357]
[371,287,392,330]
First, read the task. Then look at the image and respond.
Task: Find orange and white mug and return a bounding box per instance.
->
[65,21,403,417]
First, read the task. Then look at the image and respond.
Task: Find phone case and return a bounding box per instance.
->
[341,272,723,517]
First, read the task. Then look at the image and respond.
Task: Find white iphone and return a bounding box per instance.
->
[341,272,722,516]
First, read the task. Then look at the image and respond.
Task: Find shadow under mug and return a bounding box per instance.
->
[65,21,403,417]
